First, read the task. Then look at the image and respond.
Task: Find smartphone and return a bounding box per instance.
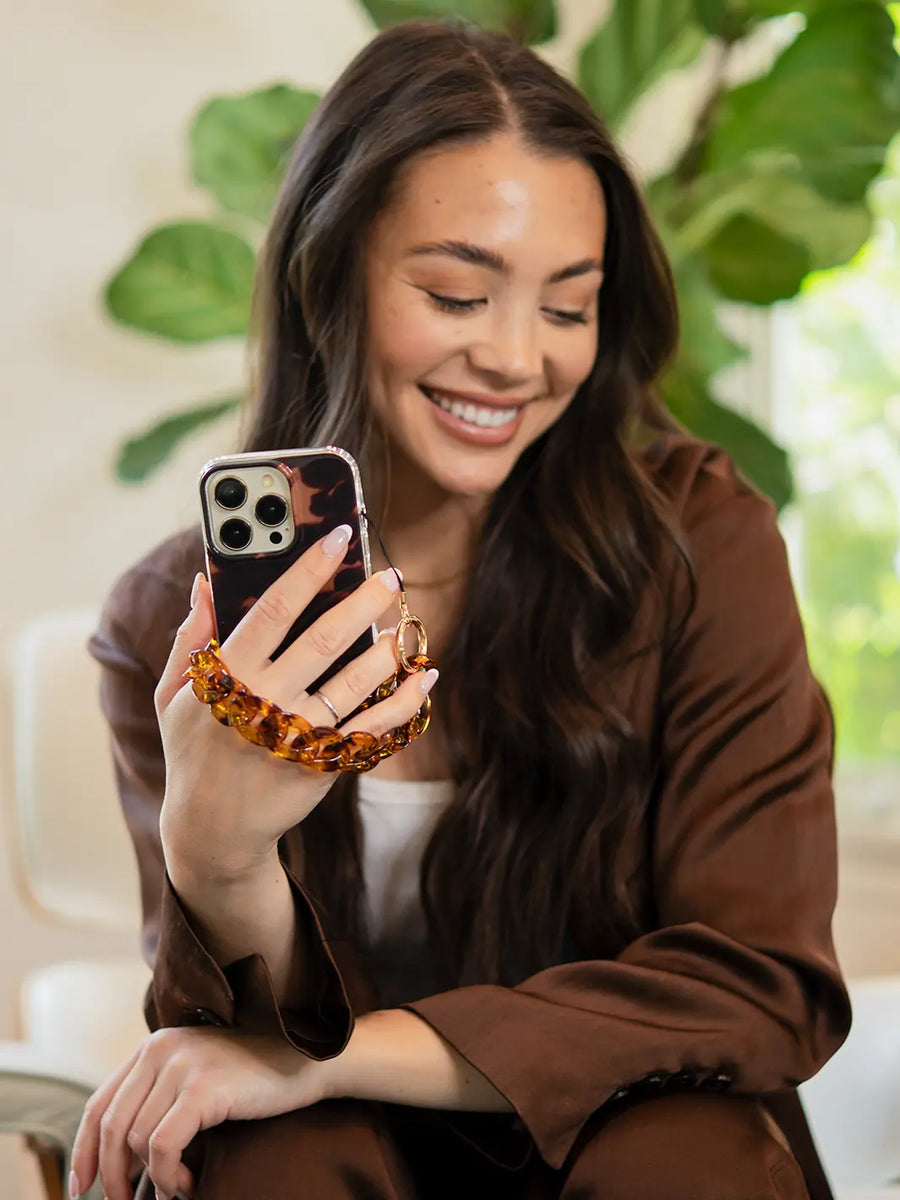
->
[198,446,375,693]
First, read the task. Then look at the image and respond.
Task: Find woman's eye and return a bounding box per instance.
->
[426,292,483,314]
[545,308,588,326]
[425,292,588,325]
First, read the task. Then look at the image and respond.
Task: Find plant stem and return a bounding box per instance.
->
[673,38,730,187]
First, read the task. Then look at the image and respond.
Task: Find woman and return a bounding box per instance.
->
[71,18,850,1200]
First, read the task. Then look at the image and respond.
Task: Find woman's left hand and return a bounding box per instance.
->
[69,1025,334,1200]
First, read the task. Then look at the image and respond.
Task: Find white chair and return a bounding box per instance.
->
[0,610,150,1200]
[800,974,900,1199]
[1,611,899,1199]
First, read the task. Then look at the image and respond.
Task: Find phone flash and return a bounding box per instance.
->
[261,474,275,489]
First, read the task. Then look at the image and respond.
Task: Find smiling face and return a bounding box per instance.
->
[363,131,607,499]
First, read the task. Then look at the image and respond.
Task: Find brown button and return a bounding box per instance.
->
[700,1070,734,1092]
[671,1068,699,1088]
[641,1072,668,1090]
[190,1006,227,1027]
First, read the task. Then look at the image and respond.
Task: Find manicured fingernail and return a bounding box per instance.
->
[419,668,439,694]
[68,1171,79,1200]
[190,571,204,608]
[379,568,401,593]
[377,623,398,639]
[321,524,353,558]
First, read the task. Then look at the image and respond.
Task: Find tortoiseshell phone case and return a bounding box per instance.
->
[198,447,374,693]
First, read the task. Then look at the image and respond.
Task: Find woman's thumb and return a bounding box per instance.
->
[155,572,215,713]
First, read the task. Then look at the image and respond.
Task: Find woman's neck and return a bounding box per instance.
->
[368,442,486,589]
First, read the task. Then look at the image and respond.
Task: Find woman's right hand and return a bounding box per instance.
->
[155,524,437,886]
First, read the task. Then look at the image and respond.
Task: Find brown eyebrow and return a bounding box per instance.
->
[405,240,603,285]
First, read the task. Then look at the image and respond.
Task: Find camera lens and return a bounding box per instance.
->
[214,477,246,510]
[255,494,288,527]
[220,518,252,550]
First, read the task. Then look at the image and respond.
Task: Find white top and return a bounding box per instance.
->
[356,774,454,1006]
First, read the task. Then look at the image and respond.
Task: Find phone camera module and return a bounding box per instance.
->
[220,518,252,551]
[214,477,247,510]
[255,494,288,527]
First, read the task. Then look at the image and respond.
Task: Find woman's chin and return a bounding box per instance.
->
[418,447,515,499]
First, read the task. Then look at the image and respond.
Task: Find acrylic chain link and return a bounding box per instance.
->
[184,617,436,774]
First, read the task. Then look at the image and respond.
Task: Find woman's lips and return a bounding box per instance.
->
[419,386,525,446]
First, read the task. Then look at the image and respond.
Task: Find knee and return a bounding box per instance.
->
[559,1094,808,1200]
[194,1099,412,1200]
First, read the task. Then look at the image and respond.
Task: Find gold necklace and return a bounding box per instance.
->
[371,559,469,589]
[400,566,469,589]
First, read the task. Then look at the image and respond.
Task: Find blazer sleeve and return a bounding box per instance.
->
[88,542,354,1058]
[400,459,852,1171]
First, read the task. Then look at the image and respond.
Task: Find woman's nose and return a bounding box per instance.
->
[467,310,544,386]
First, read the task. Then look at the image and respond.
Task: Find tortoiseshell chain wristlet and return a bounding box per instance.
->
[185,584,436,774]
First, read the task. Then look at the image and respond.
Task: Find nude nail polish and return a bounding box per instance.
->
[67,1171,79,1200]
[321,524,353,557]
[379,568,401,593]
[419,668,439,694]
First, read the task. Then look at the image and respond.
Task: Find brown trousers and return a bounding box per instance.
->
[160,1093,810,1200]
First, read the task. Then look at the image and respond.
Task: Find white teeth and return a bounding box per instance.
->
[425,389,519,429]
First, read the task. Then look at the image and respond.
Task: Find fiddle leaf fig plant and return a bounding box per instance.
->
[105,0,900,510]
[191,85,322,222]
[578,0,708,130]
[587,0,900,507]
[106,222,256,343]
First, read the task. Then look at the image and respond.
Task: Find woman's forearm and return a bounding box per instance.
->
[167,854,311,1009]
[328,1008,515,1112]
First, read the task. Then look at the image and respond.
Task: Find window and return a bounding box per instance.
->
[770,135,900,821]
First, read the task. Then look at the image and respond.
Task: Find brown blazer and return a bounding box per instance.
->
[88,435,851,1198]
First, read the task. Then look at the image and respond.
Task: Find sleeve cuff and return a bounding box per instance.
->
[402,989,580,1170]
[151,867,354,1059]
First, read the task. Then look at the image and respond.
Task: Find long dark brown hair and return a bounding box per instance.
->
[243,19,691,990]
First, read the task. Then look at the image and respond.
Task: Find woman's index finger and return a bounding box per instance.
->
[222,525,353,670]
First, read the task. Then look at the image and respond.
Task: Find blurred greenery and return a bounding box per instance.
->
[105,0,900,507]
[786,128,900,764]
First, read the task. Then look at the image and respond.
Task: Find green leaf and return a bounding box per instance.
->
[358,0,557,43]
[662,251,792,508]
[703,213,811,302]
[663,366,794,508]
[671,253,748,378]
[104,222,256,343]
[578,0,706,129]
[693,0,863,37]
[660,166,873,275]
[692,0,752,41]
[702,3,900,204]
[116,397,242,483]
[190,85,320,223]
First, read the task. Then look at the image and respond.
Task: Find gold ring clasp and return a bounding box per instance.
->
[394,591,428,673]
